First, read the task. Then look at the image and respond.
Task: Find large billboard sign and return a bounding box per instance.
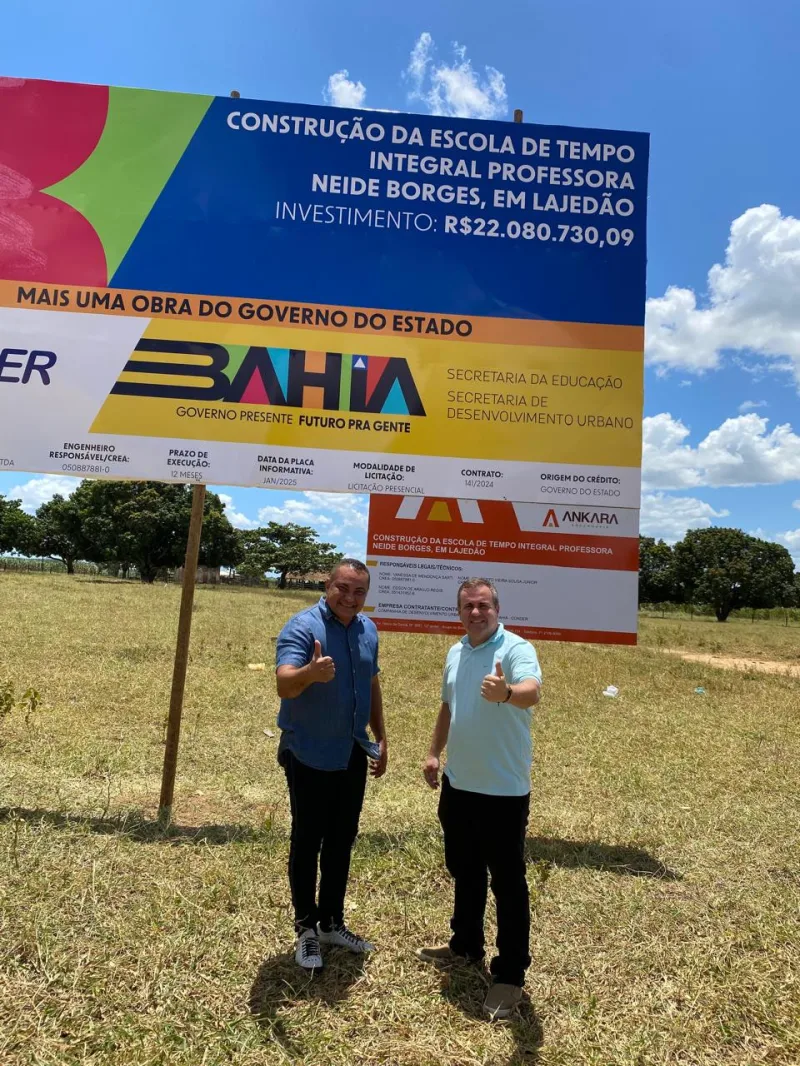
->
[0,78,648,501]
[365,495,640,644]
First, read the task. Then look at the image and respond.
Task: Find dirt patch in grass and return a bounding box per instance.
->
[663,649,800,677]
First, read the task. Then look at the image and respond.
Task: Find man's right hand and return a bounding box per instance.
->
[308,639,335,683]
[423,754,441,789]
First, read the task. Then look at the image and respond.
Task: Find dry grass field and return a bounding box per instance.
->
[639,610,800,663]
[1,572,798,1065]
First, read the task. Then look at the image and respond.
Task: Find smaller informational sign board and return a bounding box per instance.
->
[365,495,640,645]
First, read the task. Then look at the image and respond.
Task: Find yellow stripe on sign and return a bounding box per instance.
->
[127,350,217,368]
[116,372,220,390]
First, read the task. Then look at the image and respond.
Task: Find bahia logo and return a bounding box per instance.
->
[112,340,426,416]
[0,347,57,385]
[543,508,619,527]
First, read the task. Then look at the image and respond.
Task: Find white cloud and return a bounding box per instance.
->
[406,31,433,91]
[738,399,768,413]
[775,528,800,561]
[257,498,325,526]
[256,491,368,556]
[302,491,368,531]
[640,492,729,543]
[324,69,367,109]
[8,475,81,514]
[793,500,800,511]
[645,205,800,381]
[750,526,800,568]
[678,380,692,388]
[341,540,365,554]
[217,493,258,530]
[405,33,507,119]
[643,412,800,490]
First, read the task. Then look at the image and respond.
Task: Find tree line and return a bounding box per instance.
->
[0,482,339,587]
[640,528,799,621]
[3,484,798,615]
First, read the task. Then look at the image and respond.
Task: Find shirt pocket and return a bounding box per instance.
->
[356,636,377,676]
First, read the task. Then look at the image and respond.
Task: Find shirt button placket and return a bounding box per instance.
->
[349,631,357,736]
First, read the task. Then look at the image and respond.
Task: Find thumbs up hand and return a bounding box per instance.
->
[308,638,336,683]
[481,660,510,703]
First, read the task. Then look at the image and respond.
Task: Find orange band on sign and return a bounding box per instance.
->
[373,619,637,646]
[369,533,638,571]
[367,496,638,572]
[0,281,644,350]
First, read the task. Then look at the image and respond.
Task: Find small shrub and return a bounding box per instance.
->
[0,679,14,720]
[0,679,43,727]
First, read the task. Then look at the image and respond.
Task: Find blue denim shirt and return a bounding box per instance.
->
[276,597,380,770]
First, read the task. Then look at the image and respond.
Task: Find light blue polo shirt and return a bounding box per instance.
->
[441,623,542,797]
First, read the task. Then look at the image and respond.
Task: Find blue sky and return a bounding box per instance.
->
[3,0,800,561]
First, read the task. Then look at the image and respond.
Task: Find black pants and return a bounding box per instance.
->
[438,774,531,986]
[280,744,367,933]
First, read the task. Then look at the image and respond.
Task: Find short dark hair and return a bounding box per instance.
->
[457,578,499,610]
[328,558,370,585]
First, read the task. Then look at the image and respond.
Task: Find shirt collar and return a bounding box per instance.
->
[461,621,505,649]
[318,596,359,627]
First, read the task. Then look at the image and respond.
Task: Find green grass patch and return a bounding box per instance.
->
[1,573,798,1064]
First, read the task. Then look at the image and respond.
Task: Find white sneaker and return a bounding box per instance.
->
[318,923,375,953]
[295,927,323,971]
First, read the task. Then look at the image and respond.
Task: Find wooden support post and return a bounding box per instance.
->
[514,108,524,123]
[157,482,206,827]
[157,85,243,827]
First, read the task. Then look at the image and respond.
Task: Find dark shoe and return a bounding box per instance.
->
[483,982,523,1020]
[416,943,477,964]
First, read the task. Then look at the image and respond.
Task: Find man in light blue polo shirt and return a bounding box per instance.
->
[419,577,541,1020]
[275,558,388,972]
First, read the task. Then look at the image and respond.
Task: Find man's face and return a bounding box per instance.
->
[458,585,499,646]
[325,566,369,624]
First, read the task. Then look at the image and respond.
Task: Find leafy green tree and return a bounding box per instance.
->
[200,496,243,571]
[71,481,240,582]
[638,537,676,604]
[34,494,86,573]
[236,544,271,584]
[0,495,37,556]
[237,523,339,588]
[672,527,796,622]
[747,545,800,611]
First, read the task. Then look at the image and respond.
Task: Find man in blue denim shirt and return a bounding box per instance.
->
[276,558,388,972]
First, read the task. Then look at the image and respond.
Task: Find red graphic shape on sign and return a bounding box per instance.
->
[365,355,389,403]
[1,192,107,284]
[240,368,271,405]
[0,78,109,284]
[0,78,109,189]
